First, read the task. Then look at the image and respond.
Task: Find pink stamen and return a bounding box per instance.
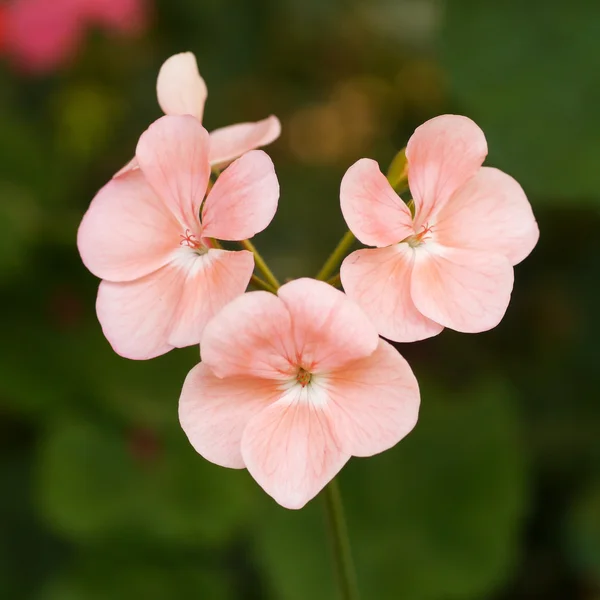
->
[180,229,202,249]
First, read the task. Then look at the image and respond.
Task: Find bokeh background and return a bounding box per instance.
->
[1,0,599,598]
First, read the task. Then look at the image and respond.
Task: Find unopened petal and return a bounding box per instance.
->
[136,115,210,228]
[340,158,414,247]
[77,169,179,282]
[411,244,514,333]
[340,246,444,342]
[201,150,279,241]
[277,278,379,372]
[156,52,207,121]
[435,167,539,266]
[326,339,420,457]
[209,116,281,166]
[406,115,487,226]
[179,363,281,469]
[241,391,349,509]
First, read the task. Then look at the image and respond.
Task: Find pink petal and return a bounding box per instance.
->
[156,52,207,121]
[208,116,281,167]
[241,389,349,509]
[340,158,414,247]
[77,169,180,282]
[325,339,420,457]
[179,363,281,469]
[201,150,279,241]
[135,115,210,228]
[113,156,139,178]
[83,0,147,34]
[340,246,444,342]
[434,167,539,266]
[411,243,514,333]
[96,248,253,359]
[167,248,255,348]
[200,291,295,380]
[277,278,379,372]
[406,115,487,226]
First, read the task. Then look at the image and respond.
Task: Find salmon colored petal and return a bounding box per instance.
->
[156,52,207,121]
[434,167,540,266]
[136,115,210,228]
[201,150,279,241]
[77,169,179,282]
[114,156,139,178]
[241,388,349,509]
[411,244,514,333]
[167,249,255,348]
[208,116,281,166]
[340,158,414,247]
[96,266,181,360]
[326,339,420,457]
[179,363,281,469]
[406,115,487,226]
[340,246,444,342]
[277,278,379,372]
[200,292,295,380]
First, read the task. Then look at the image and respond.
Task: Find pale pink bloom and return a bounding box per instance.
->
[179,278,420,509]
[77,114,279,360]
[118,52,280,176]
[340,114,539,342]
[1,0,148,73]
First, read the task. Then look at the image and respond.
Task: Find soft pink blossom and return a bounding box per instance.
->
[1,0,148,74]
[118,52,280,176]
[340,114,539,342]
[77,114,279,359]
[179,278,420,509]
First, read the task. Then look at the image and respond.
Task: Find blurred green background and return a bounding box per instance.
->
[1,0,599,598]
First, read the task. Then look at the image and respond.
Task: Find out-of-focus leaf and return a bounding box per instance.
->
[441,0,600,201]
[255,378,527,600]
[567,481,600,581]
[36,416,257,547]
[386,146,408,191]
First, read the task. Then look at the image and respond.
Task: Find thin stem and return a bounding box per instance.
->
[327,273,342,288]
[316,231,355,282]
[322,479,360,600]
[250,274,278,294]
[240,239,281,290]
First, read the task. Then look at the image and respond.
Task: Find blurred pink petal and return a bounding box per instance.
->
[208,116,281,167]
[411,244,514,333]
[3,0,85,73]
[434,167,540,266]
[96,248,254,359]
[340,114,538,341]
[77,169,179,282]
[201,150,279,241]
[340,158,413,247]
[325,339,419,457]
[156,52,207,121]
[406,114,487,226]
[179,363,281,468]
[340,246,444,342]
[180,278,420,508]
[241,392,350,509]
[135,115,210,229]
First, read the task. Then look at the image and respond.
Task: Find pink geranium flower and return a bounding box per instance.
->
[77,114,279,360]
[1,0,147,74]
[118,52,281,176]
[340,114,539,342]
[179,278,420,509]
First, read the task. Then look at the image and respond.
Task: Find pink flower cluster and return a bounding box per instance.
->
[78,53,539,509]
[0,0,148,73]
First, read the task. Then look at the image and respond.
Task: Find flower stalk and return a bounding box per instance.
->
[240,239,281,290]
[316,230,355,282]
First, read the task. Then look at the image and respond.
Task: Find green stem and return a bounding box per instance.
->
[327,273,342,288]
[316,231,355,281]
[250,274,278,294]
[240,239,281,290]
[322,479,360,600]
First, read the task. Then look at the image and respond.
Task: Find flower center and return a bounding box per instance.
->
[406,222,434,248]
[295,367,312,388]
[180,229,203,249]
